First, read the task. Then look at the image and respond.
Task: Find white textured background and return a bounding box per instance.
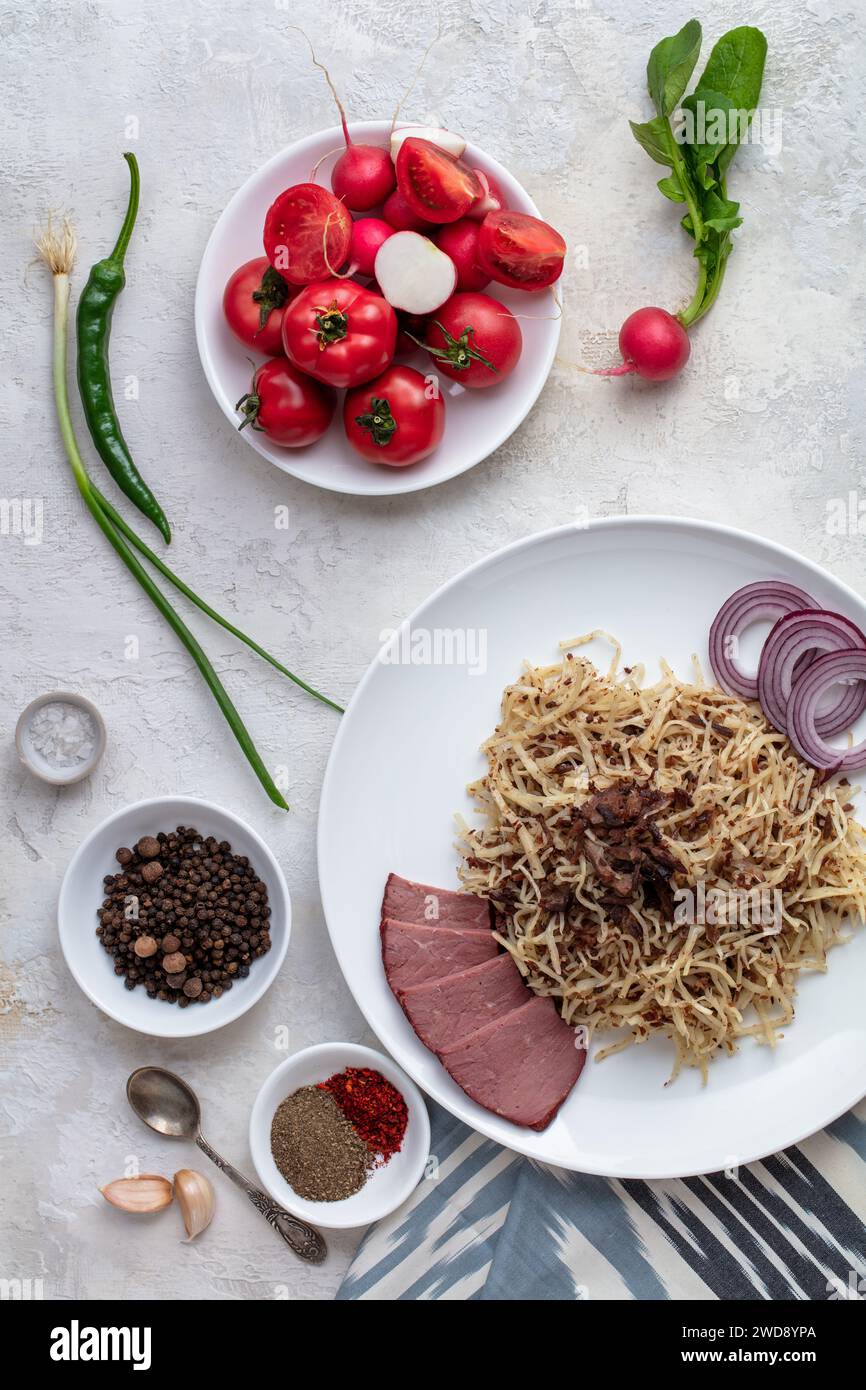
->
[1,0,864,1300]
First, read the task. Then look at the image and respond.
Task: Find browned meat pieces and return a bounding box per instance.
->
[382,872,491,931]
[397,953,529,1053]
[570,778,687,918]
[438,997,586,1131]
[381,918,498,992]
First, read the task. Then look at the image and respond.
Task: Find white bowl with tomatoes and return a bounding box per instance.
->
[195,121,564,497]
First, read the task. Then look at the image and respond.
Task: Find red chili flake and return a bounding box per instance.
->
[317,1067,408,1163]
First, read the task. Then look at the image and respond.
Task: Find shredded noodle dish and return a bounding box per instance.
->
[457,634,866,1081]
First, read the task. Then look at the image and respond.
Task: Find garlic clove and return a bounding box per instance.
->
[173,1169,215,1241]
[100,1174,173,1213]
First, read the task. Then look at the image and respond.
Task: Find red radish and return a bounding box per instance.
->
[332,139,396,212]
[390,125,466,160]
[295,33,396,212]
[600,307,691,381]
[348,218,395,278]
[375,230,457,315]
[466,170,507,221]
[435,220,490,292]
[396,310,430,357]
[382,186,436,233]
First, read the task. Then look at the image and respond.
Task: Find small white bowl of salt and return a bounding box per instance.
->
[15,692,106,785]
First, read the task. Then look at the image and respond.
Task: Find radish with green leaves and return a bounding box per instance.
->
[599,20,767,381]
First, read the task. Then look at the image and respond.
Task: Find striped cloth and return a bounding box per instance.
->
[337,1101,866,1300]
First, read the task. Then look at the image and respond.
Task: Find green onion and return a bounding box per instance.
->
[37,217,342,809]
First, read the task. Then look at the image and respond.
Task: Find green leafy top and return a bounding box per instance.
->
[629,20,767,327]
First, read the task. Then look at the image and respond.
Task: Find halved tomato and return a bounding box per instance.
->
[476,210,566,292]
[395,139,481,225]
[263,183,352,285]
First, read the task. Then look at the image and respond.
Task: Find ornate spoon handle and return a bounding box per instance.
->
[196,1133,327,1264]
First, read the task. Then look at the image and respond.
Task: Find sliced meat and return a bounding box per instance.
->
[438,997,585,1131]
[381,917,498,992]
[382,872,491,931]
[398,952,529,1053]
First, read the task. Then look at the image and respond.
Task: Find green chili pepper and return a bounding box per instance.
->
[76,152,171,543]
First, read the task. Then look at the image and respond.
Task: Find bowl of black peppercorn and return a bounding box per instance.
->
[58,796,291,1037]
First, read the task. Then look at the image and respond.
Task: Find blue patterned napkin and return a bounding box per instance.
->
[337,1101,866,1300]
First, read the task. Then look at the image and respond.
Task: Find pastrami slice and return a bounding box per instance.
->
[382,872,491,931]
[438,996,586,1131]
[381,917,498,992]
[398,952,529,1053]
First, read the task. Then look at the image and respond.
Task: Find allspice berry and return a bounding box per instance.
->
[165,971,187,989]
[162,951,187,974]
[140,861,164,884]
[161,935,181,954]
[182,978,203,999]
[136,836,161,859]
[133,936,158,959]
[115,847,133,866]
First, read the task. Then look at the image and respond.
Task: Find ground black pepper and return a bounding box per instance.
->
[96,825,272,1005]
[270,1086,372,1202]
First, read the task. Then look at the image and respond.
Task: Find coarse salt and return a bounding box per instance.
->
[28,701,97,768]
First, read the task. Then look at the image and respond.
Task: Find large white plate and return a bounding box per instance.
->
[318,517,866,1176]
[195,121,561,497]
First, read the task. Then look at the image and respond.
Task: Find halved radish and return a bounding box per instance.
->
[374,231,457,315]
[390,125,466,161]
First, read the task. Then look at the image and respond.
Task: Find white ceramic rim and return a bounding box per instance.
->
[317,514,866,1176]
[57,795,291,1039]
[248,1041,431,1229]
[194,120,562,498]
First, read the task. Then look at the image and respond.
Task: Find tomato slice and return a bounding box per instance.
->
[476,211,566,291]
[263,183,352,285]
[395,139,481,225]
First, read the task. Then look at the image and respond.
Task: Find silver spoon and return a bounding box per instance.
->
[126,1065,326,1264]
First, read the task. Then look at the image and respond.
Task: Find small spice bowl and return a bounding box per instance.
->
[249,1043,431,1230]
[16,691,106,785]
[58,796,290,1039]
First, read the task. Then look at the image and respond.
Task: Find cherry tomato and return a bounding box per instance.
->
[263,183,352,285]
[476,210,566,292]
[423,292,522,389]
[395,139,482,225]
[235,358,336,448]
[223,258,296,355]
[344,364,445,466]
[281,279,397,390]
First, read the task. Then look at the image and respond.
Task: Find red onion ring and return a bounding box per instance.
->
[785,650,866,771]
[757,610,866,738]
[708,581,816,700]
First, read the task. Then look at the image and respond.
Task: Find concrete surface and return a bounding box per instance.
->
[1,0,864,1300]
